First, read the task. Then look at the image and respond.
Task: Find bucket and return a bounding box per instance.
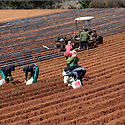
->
[71,79,82,89]
[64,76,69,84]
[26,77,34,85]
[0,79,5,86]
[63,70,69,84]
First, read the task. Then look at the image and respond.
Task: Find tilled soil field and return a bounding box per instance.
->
[0,9,125,124]
[0,8,125,66]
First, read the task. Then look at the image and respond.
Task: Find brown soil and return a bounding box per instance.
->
[0,9,125,124]
[0,9,69,23]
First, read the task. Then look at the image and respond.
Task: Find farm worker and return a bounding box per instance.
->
[72,30,80,40]
[0,65,15,85]
[23,64,39,83]
[79,28,89,50]
[66,50,79,67]
[89,29,98,47]
[90,29,97,41]
[63,65,86,86]
[65,40,73,59]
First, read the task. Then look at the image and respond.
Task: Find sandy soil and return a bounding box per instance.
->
[0,9,69,23]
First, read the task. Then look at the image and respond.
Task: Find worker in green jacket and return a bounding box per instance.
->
[79,28,89,50]
[66,50,78,67]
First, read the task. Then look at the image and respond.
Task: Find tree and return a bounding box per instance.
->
[8,0,29,9]
[89,0,125,8]
[79,0,92,8]
[0,0,57,9]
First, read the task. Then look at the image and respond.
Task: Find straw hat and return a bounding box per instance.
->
[70,50,77,57]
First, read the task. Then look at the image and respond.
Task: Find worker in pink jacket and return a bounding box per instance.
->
[65,40,72,59]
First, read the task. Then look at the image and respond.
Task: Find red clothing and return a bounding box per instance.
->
[65,44,72,56]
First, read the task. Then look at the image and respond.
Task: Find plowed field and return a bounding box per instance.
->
[0,9,125,124]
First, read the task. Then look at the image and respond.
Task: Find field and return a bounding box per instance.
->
[0,8,125,124]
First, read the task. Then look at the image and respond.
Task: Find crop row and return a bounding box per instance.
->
[0,32,124,109]
[0,72,125,124]
[0,32,124,92]
[0,8,125,66]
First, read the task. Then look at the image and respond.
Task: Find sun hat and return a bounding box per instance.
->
[68,41,72,45]
[70,50,77,57]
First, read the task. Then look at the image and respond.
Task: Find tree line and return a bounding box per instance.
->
[0,0,57,9]
[0,0,125,9]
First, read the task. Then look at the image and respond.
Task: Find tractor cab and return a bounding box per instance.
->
[73,16,103,49]
[75,16,94,31]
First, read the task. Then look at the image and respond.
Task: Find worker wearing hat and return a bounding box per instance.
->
[23,64,39,83]
[65,40,73,59]
[66,50,79,67]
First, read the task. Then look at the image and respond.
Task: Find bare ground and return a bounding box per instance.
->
[0,9,69,23]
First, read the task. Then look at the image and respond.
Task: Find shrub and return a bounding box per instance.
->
[79,0,92,8]
[89,0,125,8]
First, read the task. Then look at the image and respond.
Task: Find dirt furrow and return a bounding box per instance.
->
[0,71,124,112]
[29,94,125,124]
[2,82,124,124]
[0,58,125,107]
[80,43,125,68]
[4,85,125,124]
[63,102,125,124]
[85,108,125,124]
[0,73,125,123]
[106,115,125,124]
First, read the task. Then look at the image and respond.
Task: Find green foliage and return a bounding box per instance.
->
[117,0,125,7]
[89,0,125,8]
[8,0,29,9]
[0,1,9,9]
[0,0,56,9]
[0,0,124,9]
[79,0,92,8]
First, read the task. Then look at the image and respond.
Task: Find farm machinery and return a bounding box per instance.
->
[55,16,103,52]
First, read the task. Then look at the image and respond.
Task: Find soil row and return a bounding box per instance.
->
[0,73,125,124]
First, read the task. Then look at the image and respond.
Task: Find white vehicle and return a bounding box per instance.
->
[75,16,94,30]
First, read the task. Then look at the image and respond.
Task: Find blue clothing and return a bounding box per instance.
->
[0,69,6,80]
[79,41,88,50]
[30,66,39,83]
[64,65,86,80]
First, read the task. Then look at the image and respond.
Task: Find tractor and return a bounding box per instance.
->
[55,16,103,51]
